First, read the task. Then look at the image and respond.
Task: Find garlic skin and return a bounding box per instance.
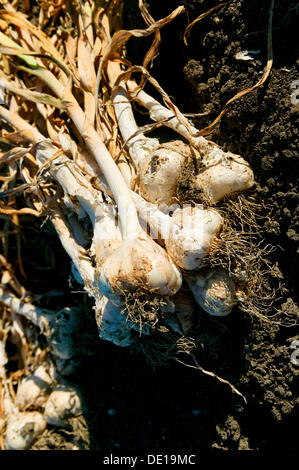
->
[187,270,237,317]
[196,150,254,204]
[165,206,223,270]
[97,231,182,303]
[139,141,188,205]
[5,411,47,450]
[132,192,223,271]
[43,384,83,427]
[83,202,122,267]
[16,365,52,410]
[95,296,133,347]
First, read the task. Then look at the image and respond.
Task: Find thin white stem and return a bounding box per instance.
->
[131,190,176,240]
[0,288,52,332]
[50,208,97,296]
[127,81,220,154]
[0,105,45,143]
[36,67,141,240]
[111,83,158,168]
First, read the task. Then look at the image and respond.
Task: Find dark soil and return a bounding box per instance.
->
[2,0,298,454]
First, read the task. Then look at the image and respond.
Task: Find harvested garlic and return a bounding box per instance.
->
[97,230,182,303]
[194,150,254,204]
[44,384,83,427]
[127,83,254,203]
[138,141,188,205]
[187,270,237,317]
[132,192,223,270]
[5,411,47,450]
[16,365,52,410]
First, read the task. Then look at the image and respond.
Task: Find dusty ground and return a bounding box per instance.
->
[1,0,298,452]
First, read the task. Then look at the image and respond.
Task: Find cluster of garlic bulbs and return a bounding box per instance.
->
[0,0,256,367]
[2,363,84,450]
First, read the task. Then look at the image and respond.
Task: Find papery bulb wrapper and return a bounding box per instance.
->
[188,270,237,317]
[139,141,189,205]
[97,231,182,301]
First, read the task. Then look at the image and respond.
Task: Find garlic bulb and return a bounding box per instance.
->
[187,270,237,317]
[127,83,255,204]
[95,296,133,347]
[43,384,83,427]
[195,150,255,204]
[165,206,223,270]
[5,411,47,450]
[16,365,52,410]
[132,192,223,270]
[139,141,188,205]
[97,231,182,303]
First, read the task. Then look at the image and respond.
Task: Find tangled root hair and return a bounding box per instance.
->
[206,194,286,324]
[130,328,198,369]
[120,288,171,332]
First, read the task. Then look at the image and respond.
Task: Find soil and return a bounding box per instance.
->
[1,0,299,454]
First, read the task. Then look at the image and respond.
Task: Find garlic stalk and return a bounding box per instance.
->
[131,191,223,270]
[127,82,255,204]
[186,270,237,317]
[0,288,84,360]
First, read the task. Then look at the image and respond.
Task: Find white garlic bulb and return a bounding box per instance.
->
[139,141,188,205]
[195,150,254,204]
[5,411,47,450]
[187,270,237,317]
[97,231,182,303]
[165,206,223,270]
[16,365,52,410]
[43,384,83,427]
[132,192,223,271]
